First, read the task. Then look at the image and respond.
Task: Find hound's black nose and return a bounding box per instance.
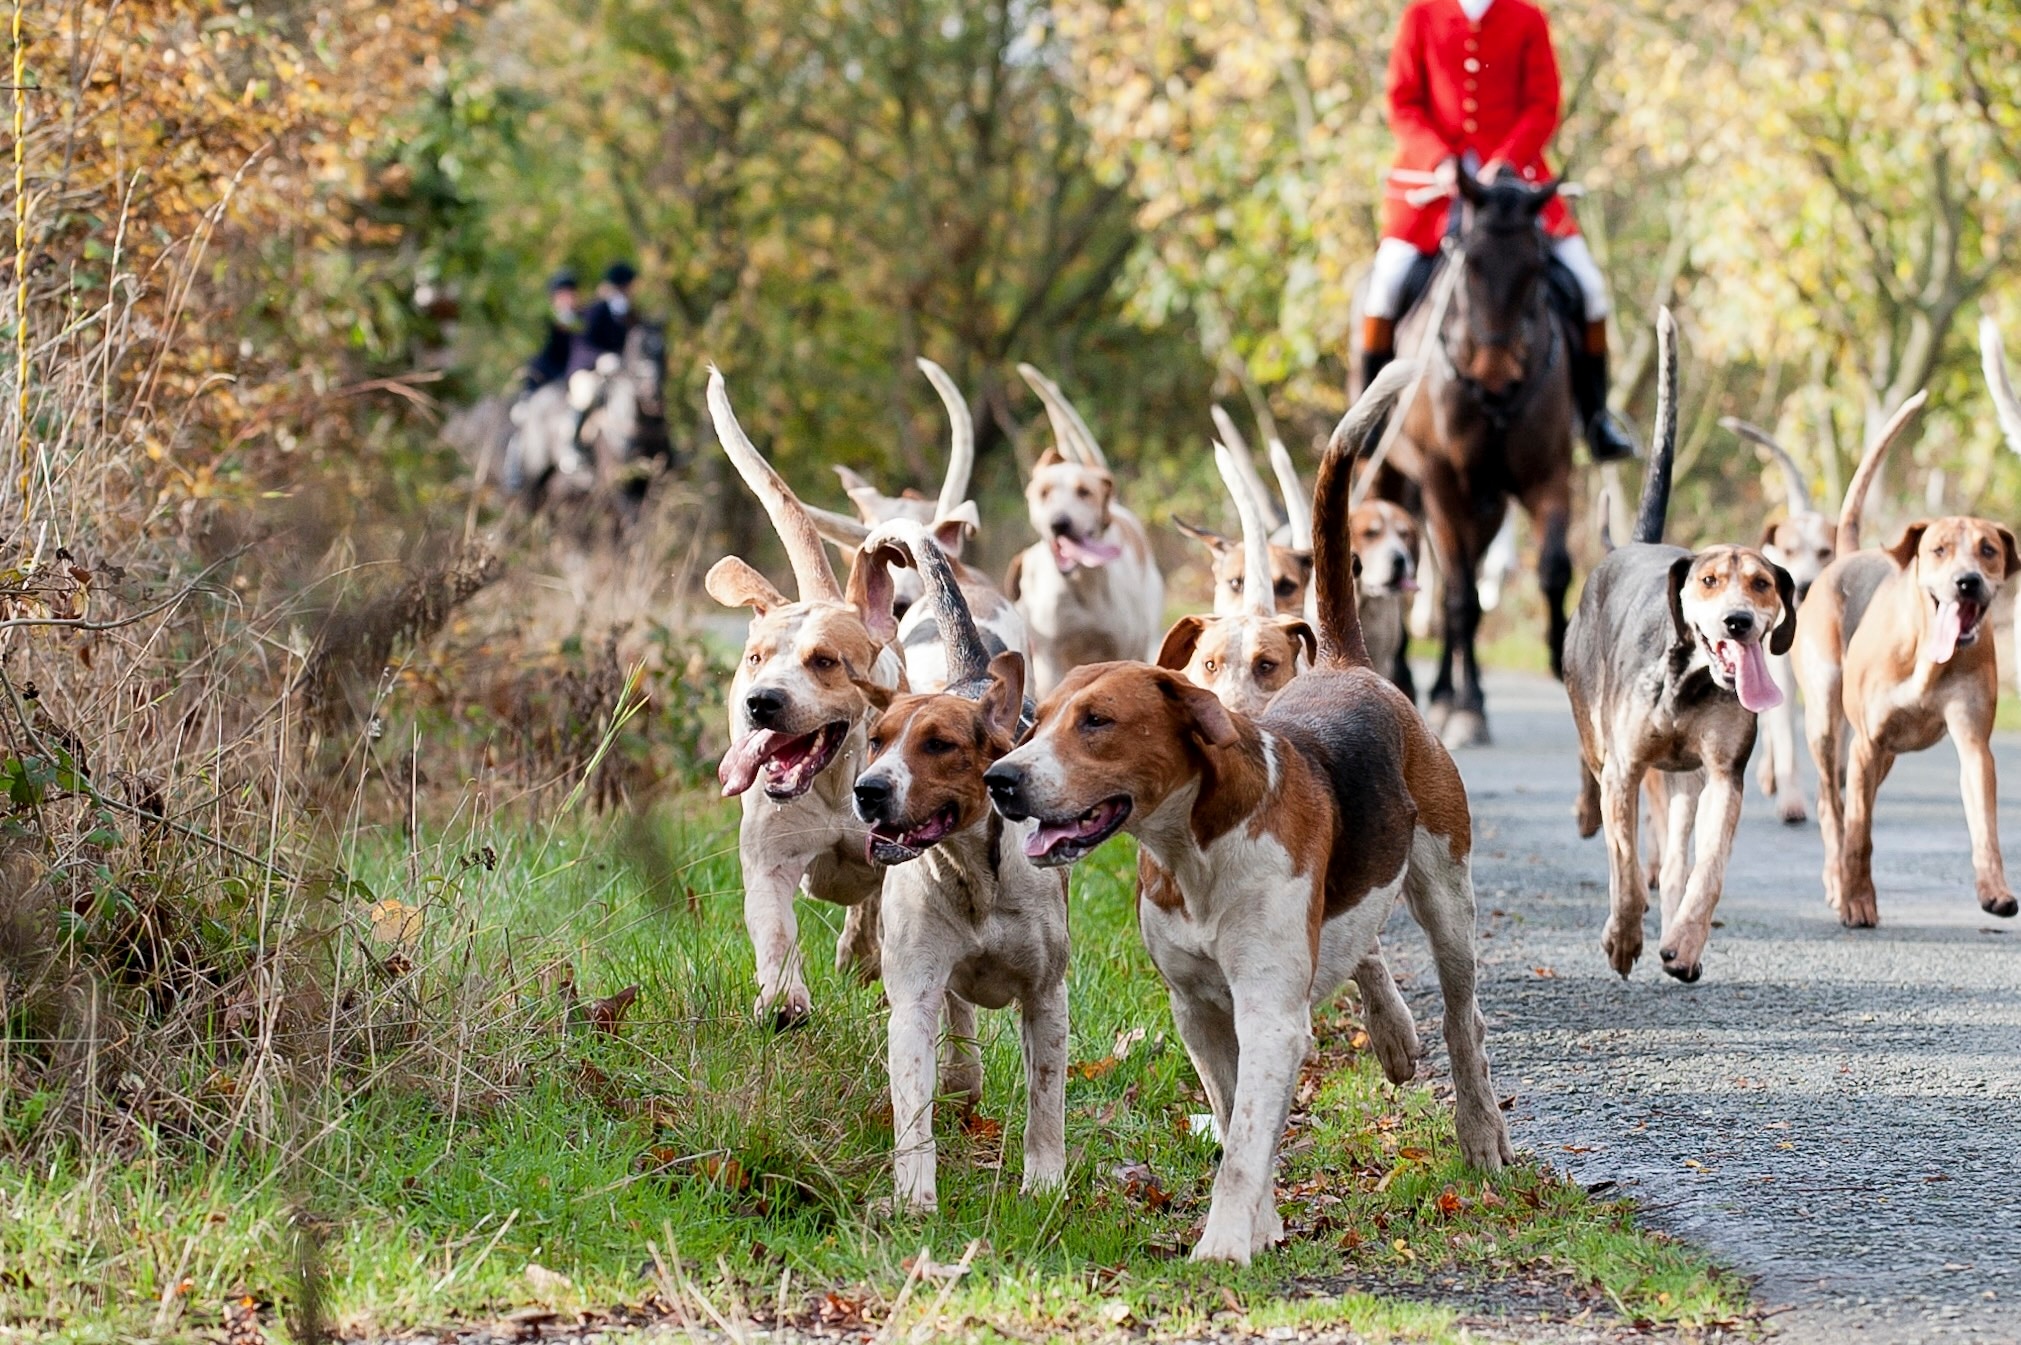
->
[1956,572,1989,602]
[1389,556,1411,587]
[983,763,1028,819]
[852,777,892,819]
[1722,611,1755,638]
[746,687,787,727]
[1049,516,1073,538]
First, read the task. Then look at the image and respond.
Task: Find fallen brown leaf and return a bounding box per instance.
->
[590,985,640,1035]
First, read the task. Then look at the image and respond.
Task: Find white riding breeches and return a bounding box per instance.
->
[1365,233,1611,322]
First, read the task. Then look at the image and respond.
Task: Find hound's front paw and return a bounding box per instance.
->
[1978,882,2018,919]
[1601,918,1642,978]
[756,983,812,1031]
[1658,922,1708,984]
[1191,1218,1256,1266]
[1457,1110,1514,1171]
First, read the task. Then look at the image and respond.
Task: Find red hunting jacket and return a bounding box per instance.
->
[1381,0,1576,250]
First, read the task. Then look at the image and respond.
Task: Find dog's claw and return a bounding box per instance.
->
[1980,890,2019,918]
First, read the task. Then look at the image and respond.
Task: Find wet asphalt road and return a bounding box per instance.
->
[1380,672,2021,1344]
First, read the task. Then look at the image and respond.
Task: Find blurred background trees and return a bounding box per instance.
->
[10,0,2021,573]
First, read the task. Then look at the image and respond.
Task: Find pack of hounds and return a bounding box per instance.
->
[700,309,2021,1263]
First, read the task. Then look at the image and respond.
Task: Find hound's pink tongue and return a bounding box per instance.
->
[1024,814,1101,858]
[718,731,782,797]
[1052,535,1123,572]
[1930,600,1964,664]
[1732,640,1782,714]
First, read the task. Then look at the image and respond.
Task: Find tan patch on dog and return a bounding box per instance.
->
[1402,719,1473,857]
[1026,452,1115,542]
[863,692,1014,838]
[732,600,892,734]
[1026,664,1239,836]
[1349,500,1420,597]
[1673,545,1795,659]
[1158,614,1314,718]
[1178,521,1314,615]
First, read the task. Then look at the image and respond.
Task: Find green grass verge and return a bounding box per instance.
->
[2,802,1745,1343]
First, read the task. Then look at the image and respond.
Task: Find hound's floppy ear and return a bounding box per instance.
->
[1665,554,1695,647]
[932,501,981,554]
[1999,526,2021,579]
[979,652,1026,744]
[843,546,899,645]
[1173,517,1234,555]
[1280,617,1318,667]
[706,556,787,614]
[1768,560,1798,656]
[1089,467,1115,523]
[1885,520,1931,569]
[1758,518,1783,551]
[1003,551,1025,602]
[1156,615,1207,671]
[850,675,895,715]
[1034,447,1065,472]
[1162,671,1240,748]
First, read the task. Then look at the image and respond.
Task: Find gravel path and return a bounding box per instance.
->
[1381,672,2021,1344]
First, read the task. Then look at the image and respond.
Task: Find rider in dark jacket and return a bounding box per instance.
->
[524,270,581,392]
[569,261,638,373]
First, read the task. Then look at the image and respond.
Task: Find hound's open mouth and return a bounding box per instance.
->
[866,804,960,866]
[1701,634,1781,714]
[1931,596,1987,662]
[1023,797,1131,866]
[718,722,847,800]
[1051,533,1123,573]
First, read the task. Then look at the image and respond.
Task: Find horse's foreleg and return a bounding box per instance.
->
[1535,496,1573,682]
[1422,487,1469,729]
[1434,517,1488,748]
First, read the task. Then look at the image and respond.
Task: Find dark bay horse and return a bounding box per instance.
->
[1376,173,1576,748]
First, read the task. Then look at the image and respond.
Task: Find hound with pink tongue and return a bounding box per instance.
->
[1561,309,1801,984]
[1719,637,1783,714]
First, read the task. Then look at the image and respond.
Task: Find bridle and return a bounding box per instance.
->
[1436,220,1559,428]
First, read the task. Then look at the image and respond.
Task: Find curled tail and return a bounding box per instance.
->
[707,366,844,602]
[916,357,975,521]
[1631,308,1679,546]
[1720,416,1813,514]
[860,520,992,692]
[1836,389,1928,553]
[1311,360,1418,667]
[1981,318,2021,457]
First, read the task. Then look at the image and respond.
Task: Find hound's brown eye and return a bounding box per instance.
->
[1752,576,1770,591]
[1075,486,1092,500]
[747,651,762,666]
[924,737,956,755]
[1982,542,1998,558]
[1701,574,1718,587]
[1275,579,1296,597]
[1082,709,1111,730]
[1933,545,1947,558]
[1255,659,1278,677]
[1228,577,1243,592]
[811,654,839,671]
[1203,659,1218,675]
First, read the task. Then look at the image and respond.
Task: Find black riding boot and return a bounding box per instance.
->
[1573,323,1638,462]
[1361,347,1395,395]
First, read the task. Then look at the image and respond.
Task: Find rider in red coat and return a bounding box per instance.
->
[1363,0,1636,462]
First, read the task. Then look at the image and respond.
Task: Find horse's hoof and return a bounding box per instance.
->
[1440,710,1491,749]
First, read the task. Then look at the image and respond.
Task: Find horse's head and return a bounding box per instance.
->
[1450,173,1558,396]
[623,322,668,418]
